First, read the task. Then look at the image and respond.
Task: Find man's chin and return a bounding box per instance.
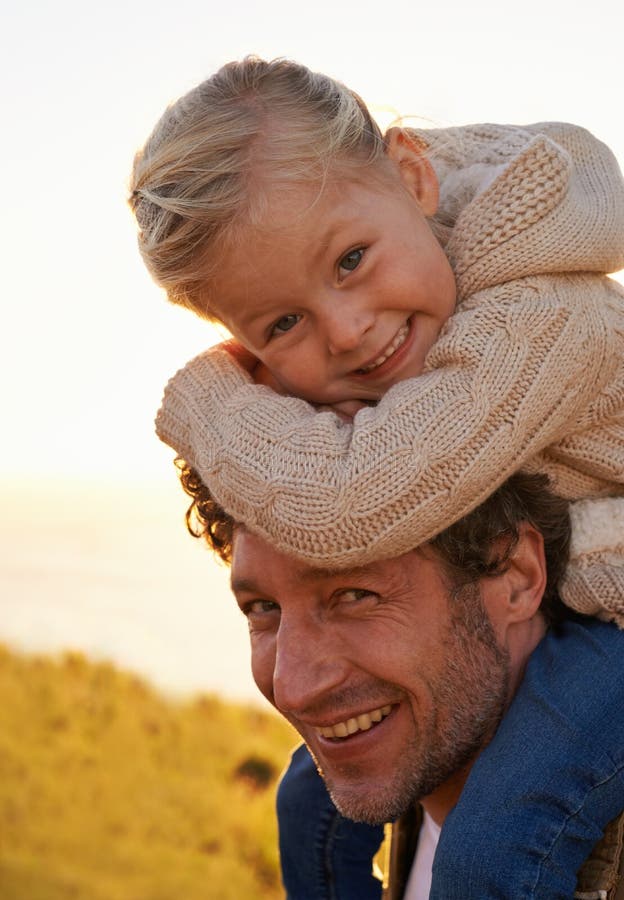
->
[307,736,428,825]
[323,774,416,826]
[318,745,477,826]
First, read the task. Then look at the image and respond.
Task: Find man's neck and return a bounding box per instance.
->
[420,760,473,826]
[422,615,549,826]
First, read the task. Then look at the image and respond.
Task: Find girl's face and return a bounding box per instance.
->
[209,146,456,405]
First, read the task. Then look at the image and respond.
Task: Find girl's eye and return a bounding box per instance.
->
[339,248,364,274]
[272,314,301,336]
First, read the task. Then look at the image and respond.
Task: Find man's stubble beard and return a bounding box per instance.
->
[320,585,511,825]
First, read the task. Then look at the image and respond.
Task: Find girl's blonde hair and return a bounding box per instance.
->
[129,56,386,317]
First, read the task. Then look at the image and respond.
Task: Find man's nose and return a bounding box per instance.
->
[272,618,349,716]
[321,299,375,355]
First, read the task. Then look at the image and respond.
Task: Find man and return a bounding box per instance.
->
[178,465,624,897]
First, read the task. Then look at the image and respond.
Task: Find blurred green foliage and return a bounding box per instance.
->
[0,645,298,899]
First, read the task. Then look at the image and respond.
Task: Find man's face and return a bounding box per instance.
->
[231,530,510,825]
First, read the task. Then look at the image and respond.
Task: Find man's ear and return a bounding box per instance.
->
[385,127,439,216]
[486,524,547,633]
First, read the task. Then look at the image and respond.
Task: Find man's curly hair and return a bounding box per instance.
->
[176,458,237,563]
[176,460,572,626]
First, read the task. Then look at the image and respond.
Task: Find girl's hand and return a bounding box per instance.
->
[220,339,370,418]
[219,339,259,373]
[313,399,371,422]
[220,339,289,394]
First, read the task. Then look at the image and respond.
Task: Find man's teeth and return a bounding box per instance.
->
[317,705,393,739]
[359,325,409,373]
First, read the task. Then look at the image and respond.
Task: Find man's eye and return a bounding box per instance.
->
[339,248,364,274]
[336,588,377,606]
[244,599,279,617]
[272,314,300,335]
[242,599,280,631]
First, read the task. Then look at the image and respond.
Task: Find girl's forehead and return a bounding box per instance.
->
[247,177,331,229]
[225,188,355,273]
[243,160,403,236]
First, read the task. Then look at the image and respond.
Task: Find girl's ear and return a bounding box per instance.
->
[385,127,439,217]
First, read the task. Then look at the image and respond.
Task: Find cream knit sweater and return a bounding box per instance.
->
[156,122,624,624]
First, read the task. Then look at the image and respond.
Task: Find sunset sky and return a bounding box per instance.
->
[3,0,623,483]
[1,0,622,698]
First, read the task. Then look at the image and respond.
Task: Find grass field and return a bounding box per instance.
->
[0,645,298,899]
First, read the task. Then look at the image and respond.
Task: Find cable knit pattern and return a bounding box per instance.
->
[561,499,624,626]
[420,122,624,292]
[156,123,624,623]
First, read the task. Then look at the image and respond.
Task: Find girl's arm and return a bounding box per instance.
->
[156,273,623,567]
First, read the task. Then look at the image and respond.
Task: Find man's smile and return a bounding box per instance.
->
[316,704,394,739]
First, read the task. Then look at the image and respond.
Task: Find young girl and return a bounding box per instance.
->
[130,58,624,897]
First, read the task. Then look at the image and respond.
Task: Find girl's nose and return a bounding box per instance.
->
[322,301,375,355]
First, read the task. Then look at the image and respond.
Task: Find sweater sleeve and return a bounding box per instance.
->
[156,273,620,567]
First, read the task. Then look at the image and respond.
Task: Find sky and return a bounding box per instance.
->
[2,0,623,483]
[1,0,622,699]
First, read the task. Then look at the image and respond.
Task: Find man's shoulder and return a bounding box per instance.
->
[381,807,624,899]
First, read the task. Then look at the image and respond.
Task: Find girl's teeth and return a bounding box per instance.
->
[360,325,409,373]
